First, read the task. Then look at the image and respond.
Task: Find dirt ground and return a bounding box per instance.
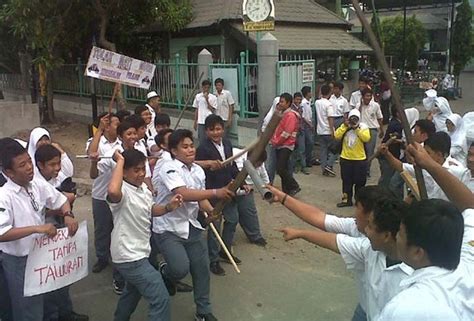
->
[11,72,473,321]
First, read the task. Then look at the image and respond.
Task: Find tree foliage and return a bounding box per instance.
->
[380,15,427,71]
[452,0,473,76]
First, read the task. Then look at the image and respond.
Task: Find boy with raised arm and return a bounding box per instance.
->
[107,149,183,321]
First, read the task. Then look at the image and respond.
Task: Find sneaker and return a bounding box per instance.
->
[176,280,193,293]
[113,279,124,295]
[59,311,89,321]
[159,261,177,296]
[312,159,321,166]
[92,260,108,273]
[250,238,267,247]
[218,251,242,265]
[336,193,353,208]
[287,187,301,197]
[210,261,226,276]
[195,313,218,321]
[324,166,336,177]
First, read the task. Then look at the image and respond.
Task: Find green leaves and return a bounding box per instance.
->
[452,0,473,76]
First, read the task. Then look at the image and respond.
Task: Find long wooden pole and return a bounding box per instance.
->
[108,83,120,114]
[209,110,283,221]
[173,72,204,130]
[350,0,428,199]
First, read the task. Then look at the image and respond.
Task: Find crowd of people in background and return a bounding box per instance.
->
[0,70,473,321]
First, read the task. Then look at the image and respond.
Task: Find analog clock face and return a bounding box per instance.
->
[245,0,272,22]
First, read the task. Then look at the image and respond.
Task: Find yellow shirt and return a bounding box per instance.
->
[334,123,371,161]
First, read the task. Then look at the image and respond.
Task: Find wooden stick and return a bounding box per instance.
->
[220,138,259,167]
[75,155,161,160]
[174,72,205,130]
[108,83,120,114]
[209,110,283,222]
[400,171,421,201]
[203,212,241,274]
[350,0,428,200]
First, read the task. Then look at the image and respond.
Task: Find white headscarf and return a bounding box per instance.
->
[27,127,50,160]
[432,96,453,133]
[447,113,468,164]
[402,108,420,140]
[422,89,437,111]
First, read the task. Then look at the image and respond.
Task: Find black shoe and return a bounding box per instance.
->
[287,187,301,197]
[159,262,176,296]
[176,280,193,293]
[112,279,124,295]
[337,200,353,208]
[195,313,218,321]
[312,159,321,166]
[250,238,267,247]
[210,261,226,276]
[92,260,108,273]
[218,251,242,265]
[58,311,89,321]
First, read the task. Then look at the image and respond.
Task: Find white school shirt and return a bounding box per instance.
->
[315,98,335,135]
[108,181,153,264]
[135,139,148,157]
[215,89,235,121]
[152,159,205,239]
[46,153,74,188]
[350,90,362,109]
[402,157,471,201]
[233,148,270,186]
[96,145,151,200]
[0,177,67,256]
[337,235,414,321]
[152,150,173,194]
[324,215,367,312]
[146,104,157,137]
[86,136,122,200]
[329,94,350,117]
[261,97,280,133]
[193,92,217,125]
[300,98,313,125]
[376,267,460,321]
[358,101,383,129]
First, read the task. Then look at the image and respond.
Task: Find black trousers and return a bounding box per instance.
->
[276,148,299,193]
[340,158,368,201]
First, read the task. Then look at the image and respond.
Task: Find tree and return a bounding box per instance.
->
[380,15,427,71]
[0,0,93,123]
[452,0,473,76]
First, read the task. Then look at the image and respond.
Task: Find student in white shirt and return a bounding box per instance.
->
[349,77,370,109]
[0,142,77,321]
[134,105,155,141]
[267,184,395,321]
[152,129,174,192]
[446,113,468,166]
[193,80,217,143]
[358,88,384,177]
[330,81,351,128]
[107,148,183,321]
[214,78,235,132]
[298,87,315,173]
[152,129,234,321]
[381,131,471,201]
[277,193,411,321]
[316,84,338,176]
[262,96,281,183]
[233,148,269,246]
[145,91,161,135]
[148,113,171,157]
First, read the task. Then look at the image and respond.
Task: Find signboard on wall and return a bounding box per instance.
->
[84,46,156,89]
[243,0,275,32]
[302,62,315,83]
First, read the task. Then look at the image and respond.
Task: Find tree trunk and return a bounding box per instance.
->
[47,70,55,121]
[38,63,53,123]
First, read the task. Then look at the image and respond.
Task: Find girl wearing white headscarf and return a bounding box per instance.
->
[334,109,371,207]
[427,96,453,133]
[27,127,74,187]
[446,113,468,165]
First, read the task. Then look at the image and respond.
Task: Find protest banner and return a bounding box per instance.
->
[24,221,88,297]
[85,46,156,90]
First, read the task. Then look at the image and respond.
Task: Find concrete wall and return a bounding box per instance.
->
[0,101,40,137]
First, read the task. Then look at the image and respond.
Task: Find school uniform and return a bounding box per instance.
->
[152,159,212,316]
[330,94,350,128]
[215,90,235,122]
[349,90,362,109]
[151,150,173,194]
[0,177,67,321]
[402,157,471,201]
[233,148,268,242]
[145,104,157,138]
[196,138,240,264]
[316,97,337,172]
[108,181,170,321]
[86,136,121,267]
[193,93,217,143]
[357,101,383,175]
[298,98,314,168]
[336,235,413,321]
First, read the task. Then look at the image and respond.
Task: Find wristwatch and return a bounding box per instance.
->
[63,211,75,218]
